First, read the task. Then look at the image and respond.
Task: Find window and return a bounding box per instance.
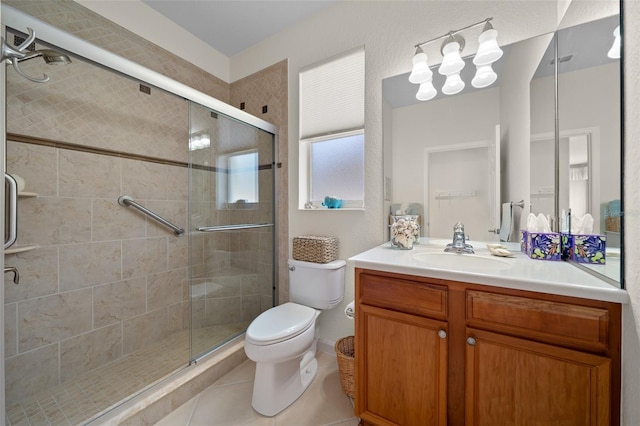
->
[310,132,364,202]
[217,150,258,207]
[299,46,365,209]
[228,151,258,203]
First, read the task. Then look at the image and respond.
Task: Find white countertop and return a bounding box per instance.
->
[348,238,629,304]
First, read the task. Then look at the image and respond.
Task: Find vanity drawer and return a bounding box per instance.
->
[466,290,610,351]
[358,271,447,319]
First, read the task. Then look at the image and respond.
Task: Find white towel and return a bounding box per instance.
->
[499,203,513,241]
[345,301,355,320]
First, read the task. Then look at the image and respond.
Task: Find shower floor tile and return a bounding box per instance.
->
[155,351,360,426]
[5,323,246,426]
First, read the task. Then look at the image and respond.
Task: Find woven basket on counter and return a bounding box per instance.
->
[292,235,338,263]
[335,336,355,398]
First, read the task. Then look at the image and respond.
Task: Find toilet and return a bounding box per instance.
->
[244,258,346,416]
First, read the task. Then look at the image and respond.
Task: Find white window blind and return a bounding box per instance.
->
[299,47,365,139]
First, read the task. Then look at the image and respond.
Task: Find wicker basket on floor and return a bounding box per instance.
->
[335,336,355,398]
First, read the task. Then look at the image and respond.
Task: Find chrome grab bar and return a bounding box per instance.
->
[117,195,184,237]
[197,223,274,232]
[4,174,18,249]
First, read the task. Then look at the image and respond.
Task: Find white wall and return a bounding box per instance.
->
[622,2,640,423]
[230,1,558,343]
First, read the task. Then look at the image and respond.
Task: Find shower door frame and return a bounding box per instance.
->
[0,4,279,423]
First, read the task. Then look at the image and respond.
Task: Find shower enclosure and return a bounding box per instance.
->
[2,6,276,424]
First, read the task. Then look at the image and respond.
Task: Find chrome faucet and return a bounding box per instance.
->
[444,222,474,254]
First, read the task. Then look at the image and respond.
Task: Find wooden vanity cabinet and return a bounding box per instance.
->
[354,268,621,426]
[355,271,449,425]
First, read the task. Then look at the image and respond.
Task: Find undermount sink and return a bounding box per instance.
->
[412,251,513,272]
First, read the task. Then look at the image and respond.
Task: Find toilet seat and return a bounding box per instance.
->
[246,302,316,346]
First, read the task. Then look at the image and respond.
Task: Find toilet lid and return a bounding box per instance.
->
[246,303,316,345]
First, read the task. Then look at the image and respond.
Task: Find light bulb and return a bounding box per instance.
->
[438,40,465,76]
[408,47,432,84]
[471,64,497,88]
[442,72,465,95]
[416,79,437,101]
[607,25,621,59]
[474,25,503,66]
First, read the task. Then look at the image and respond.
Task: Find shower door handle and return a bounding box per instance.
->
[5,173,18,249]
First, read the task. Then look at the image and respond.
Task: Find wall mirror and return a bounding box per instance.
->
[383,20,555,243]
[530,0,622,287]
[382,0,623,288]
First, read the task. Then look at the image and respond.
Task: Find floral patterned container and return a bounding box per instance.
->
[520,230,528,253]
[571,234,606,264]
[526,232,562,261]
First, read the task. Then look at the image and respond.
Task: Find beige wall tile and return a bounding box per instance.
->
[205,297,242,326]
[123,308,167,355]
[148,268,186,312]
[240,274,260,296]
[145,200,187,238]
[93,198,145,241]
[5,343,58,404]
[205,275,242,298]
[59,150,121,198]
[122,159,168,201]
[241,295,262,323]
[18,197,92,245]
[166,302,185,335]
[18,288,93,352]
[4,246,58,303]
[94,277,147,328]
[5,303,17,358]
[59,241,122,291]
[191,299,206,329]
[167,165,188,201]
[168,234,188,270]
[6,141,57,196]
[7,57,189,164]
[122,237,168,279]
[60,323,122,382]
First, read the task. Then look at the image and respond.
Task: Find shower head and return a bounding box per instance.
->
[1,27,71,83]
[22,49,72,65]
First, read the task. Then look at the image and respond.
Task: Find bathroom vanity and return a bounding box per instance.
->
[349,241,627,426]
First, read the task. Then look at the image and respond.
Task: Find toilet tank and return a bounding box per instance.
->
[288,259,345,310]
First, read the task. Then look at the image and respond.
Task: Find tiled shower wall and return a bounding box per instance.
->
[3,0,289,405]
[230,60,289,304]
[4,50,193,403]
[5,0,289,307]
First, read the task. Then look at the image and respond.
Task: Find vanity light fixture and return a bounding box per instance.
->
[408,46,432,84]
[607,25,621,59]
[409,18,502,100]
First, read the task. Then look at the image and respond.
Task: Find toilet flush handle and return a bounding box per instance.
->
[289,266,295,271]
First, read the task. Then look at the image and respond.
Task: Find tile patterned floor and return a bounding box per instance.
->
[5,324,246,426]
[155,351,360,426]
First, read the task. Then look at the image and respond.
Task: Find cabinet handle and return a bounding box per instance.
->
[437,329,447,339]
[466,336,477,346]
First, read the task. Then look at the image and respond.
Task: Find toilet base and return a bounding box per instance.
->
[251,345,318,416]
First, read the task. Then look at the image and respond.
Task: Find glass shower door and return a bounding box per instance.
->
[188,102,276,360]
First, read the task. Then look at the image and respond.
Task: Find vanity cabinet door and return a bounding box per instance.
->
[465,328,611,426]
[355,304,447,426]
